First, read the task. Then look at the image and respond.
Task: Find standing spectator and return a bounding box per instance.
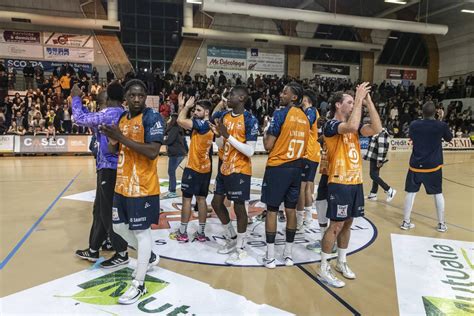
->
[0,70,8,102]
[106,69,115,83]
[7,66,16,90]
[23,62,35,90]
[77,66,87,81]
[465,75,473,98]
[60,73,72,97]
[218,71,227,87]
[92,67,99,84]
[62,103,72,133]
[364,128,396,202]
[34,65,44,88]
[164,113,187,198]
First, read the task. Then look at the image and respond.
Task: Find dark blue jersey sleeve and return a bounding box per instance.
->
[267,108,288,137]
[192,119,211,134]
[143,108,165,143]
[244,112,259,142]
[305,107,317,128]
[324,119,341,137]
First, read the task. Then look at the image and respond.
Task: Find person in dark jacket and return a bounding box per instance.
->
[164,113,187,198]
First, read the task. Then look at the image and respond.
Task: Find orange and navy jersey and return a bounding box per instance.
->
[115,108,164,197]
[303,107,321,163]
[220,110,259,176]
[319,139,329,175]
[324,119,363,185]
[186,119,214,173]
[212,110,226,160]
[266,106,310,167]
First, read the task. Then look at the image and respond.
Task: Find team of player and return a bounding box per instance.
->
[73,78,452,303]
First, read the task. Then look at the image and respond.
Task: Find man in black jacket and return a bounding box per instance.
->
[23,62,35,90]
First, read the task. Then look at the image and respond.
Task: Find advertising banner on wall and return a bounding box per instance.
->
[247,48,285,75]
[0,135,14,153]
[0,30,41,44]
[312,63,350,76]
[207,45,247,70]
[386,69,417,80]
[43,32,94,48]
[5,59,93,73]
[15,136,92,153]
[44,47,94,63]
[0,43,43,59]
[389,138,472,151]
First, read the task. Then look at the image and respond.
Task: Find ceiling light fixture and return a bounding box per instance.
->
[388,36,398,39]
[461,9,474,13]
[186,0,203,4]
[385,0,407,4]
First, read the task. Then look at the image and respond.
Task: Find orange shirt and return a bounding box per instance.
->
[303,107,321,163]
[324,119,363,185]
[220,111,258,176]
[266,106,310,167]
[186,119,213,173]
[115,108,164,197]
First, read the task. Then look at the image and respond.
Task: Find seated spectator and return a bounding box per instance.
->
[46,121,56,140]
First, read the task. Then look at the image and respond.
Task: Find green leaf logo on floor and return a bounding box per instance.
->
[422,296,474,316]
[72,268,168,305]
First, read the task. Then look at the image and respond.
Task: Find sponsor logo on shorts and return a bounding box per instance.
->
[337,205,348,218]
[112,207,119,221]
[131,216,147,223]
[228,191,242,195]
[144,202,151,209]
[239,179,245,184]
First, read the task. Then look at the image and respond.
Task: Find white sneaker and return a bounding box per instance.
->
[225,248,247,265]
[400,221,415,230]
[118,280,147,305]
[386,188,397,202]
[284,256,294,266]
[217,238,237,254]
[263,257,276,269]
[366,193,377,201]
[335,261,356,279]
[437,223,448,232]
[317,265,345,288]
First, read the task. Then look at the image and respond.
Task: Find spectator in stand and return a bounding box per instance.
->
[23,62,35,90]
[60,73,72,98]
[106,69,115,83]
[31,112,46,135]
[92,67,99,84]
[0,70,8,102]
[78,76,90,93]
[46,121,56,140]
[62,102,72,133]
[77,66,87,81]
[218,71,227,87]
[164,113,187,198]
[34,65,44,88]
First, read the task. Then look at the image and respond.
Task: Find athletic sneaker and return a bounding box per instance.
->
[101,239,114,251]
[400,221,415,230]
[385,188,397,202]
[225,248,247,265]
[169,231,189,242]
[262,257,276,269]
[335,261,356,279]
[366,193,377,201]
[284,256,294,267]
[317,265,345,288]
[164,191,178,198]
[132,252,160,278]
[75,249,99,262]
[100,252,129,269]
[278,210,286,222]
[247,216,254,224]
[217,238,237,254]
[193,232,207,242]
[118,280,147,305]
[306,241,337,254]
[437,223,448,232]
[255,210,267,222]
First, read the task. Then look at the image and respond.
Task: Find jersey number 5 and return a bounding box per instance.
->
[287,139,304,159]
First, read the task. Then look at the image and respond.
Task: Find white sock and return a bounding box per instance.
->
[321,251,330,269]
[198,223,206,235]
[113,223,137,249]
[316,199,328,227]
[337,247,348,263]
[226,222,237,238]
[266,243,275,259]
[236,232,246,249]
[404,193,416,222]
[133,229,152,285]
[279,202,284,211]
[434,194,445,223]
[320,226,327,240]
[179,222,188,234]
[284,242,293,257]
[296,210,304,223]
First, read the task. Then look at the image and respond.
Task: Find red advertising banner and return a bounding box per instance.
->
[386,69,417,80]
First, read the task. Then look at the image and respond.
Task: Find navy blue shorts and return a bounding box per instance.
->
[214,159,224,194]
[316,174,329,201]
[112,193,160,230]
[327,183,364,221]
[215,173,251,202]
[302,160,319,182]
[181,167,211,198]
[405,169,442,195]
[261,166,302,209]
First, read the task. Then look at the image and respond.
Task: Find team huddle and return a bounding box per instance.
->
[73,78,452,304]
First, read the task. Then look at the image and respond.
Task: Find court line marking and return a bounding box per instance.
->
[297,265,361,316]
[442,177,474,188]
[0,172,81,270]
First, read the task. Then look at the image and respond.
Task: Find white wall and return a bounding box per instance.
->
[437,19,474,80]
